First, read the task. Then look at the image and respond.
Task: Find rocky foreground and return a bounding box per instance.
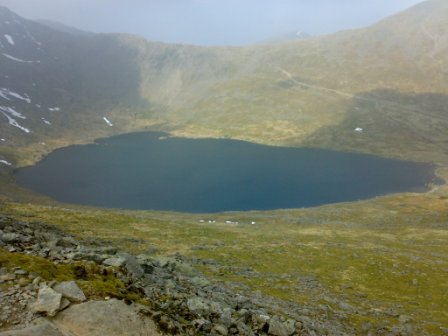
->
[0,216,358,335]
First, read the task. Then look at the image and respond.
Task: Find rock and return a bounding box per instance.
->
[0,274,16,281]
[60,298,71,311]
[0,233,20,243]
[32,276,43,286]
[52,299,161,336]
[32,287,62,316]
[268,316,295,336]
[219,308,233,328]
[237,321,254,336]
[116,253,144,278]
[17,278,30,287]
[187,297,210,315]
[14,269,27,276]
[0,319,63,336]
[338,301,357,313]
[103,256,126,267]
[53,281,86,302]
[212,324,229,335]
[190,276,210,287]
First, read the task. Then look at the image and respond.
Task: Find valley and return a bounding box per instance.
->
[0,1,448,335]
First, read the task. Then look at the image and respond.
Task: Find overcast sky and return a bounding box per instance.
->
[0,0,425,45]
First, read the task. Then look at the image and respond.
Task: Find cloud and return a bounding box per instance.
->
[0,0,425,45]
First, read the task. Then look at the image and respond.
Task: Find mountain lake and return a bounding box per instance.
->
[15,132,441,213]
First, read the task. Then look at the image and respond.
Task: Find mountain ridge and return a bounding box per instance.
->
[0,0,448,167]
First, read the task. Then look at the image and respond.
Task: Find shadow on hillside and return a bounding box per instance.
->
[302,89,448,163]
[64,34,149,112]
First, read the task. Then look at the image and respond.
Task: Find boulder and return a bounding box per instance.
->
[103,256,126,267]
[32,287,63,317]
[116,253,144,278]
[0,233,20,243]
[187,297,210,315]
[53,281,86,302]
[268,316,295,336]
[0,320,63,336]
[52,299,161,336]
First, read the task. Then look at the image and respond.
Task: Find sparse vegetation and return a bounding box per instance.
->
[1,182,447,334]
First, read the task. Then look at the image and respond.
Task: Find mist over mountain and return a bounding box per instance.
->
[1,3,448,335]
[0,0,425,46]
[0,0,448,167]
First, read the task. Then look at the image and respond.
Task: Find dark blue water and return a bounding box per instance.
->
[15,132,440,213]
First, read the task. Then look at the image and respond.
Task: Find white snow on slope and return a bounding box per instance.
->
[0,159,12,166]
[0,106,26,119]
[0,138,5,142]
[41,117,51,125]
[103,117,113,127]
[103,117,114,127]
[26,31,41,46]
[2,53,39,63]
[4,34,14,45]
[0,88,31,103]
[1,111,30,133]
[0,90,10,101]
[48,107,61,112]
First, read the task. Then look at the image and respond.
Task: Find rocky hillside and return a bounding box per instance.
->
[1,0,448,168]
[0,215,357,335]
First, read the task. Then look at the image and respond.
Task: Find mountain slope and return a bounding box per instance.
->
[1,0,448,167]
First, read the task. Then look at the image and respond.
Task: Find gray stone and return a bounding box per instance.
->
[32,287,62,316]
[237,321,254,336]
[0,274,16,281]
[220,308,233,328]
[0,320,63,336]
[212,324,229,335]
[60,298,71,311]
[103,256,126,267]
[190,276,210,287]
[52,299,161,336]
[14,269,27,276]
[117,253,144,278]
[268,316,295,336]
[1,233,20,243]
[187,297,210,315]
[53,281,86,302]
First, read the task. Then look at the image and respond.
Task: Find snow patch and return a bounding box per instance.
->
[0,88,31,103]
[4,34,14,45]
[354,127,364,133]
[41,117,51,125]
[0,138,5,142]
[2,53,39,63]
[0,106,26,119]
[1,111,30,133]
[26,32,41,46]
[103,117,113,127]
[35,104,41,108]
[48,107,61,112]
[0,159,12,166]
[0,90,10,101]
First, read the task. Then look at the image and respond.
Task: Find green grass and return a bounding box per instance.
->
[0,248,148,305]
[1,185,447,334]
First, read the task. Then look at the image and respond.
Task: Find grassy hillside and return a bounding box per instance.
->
[1,0,448,168]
